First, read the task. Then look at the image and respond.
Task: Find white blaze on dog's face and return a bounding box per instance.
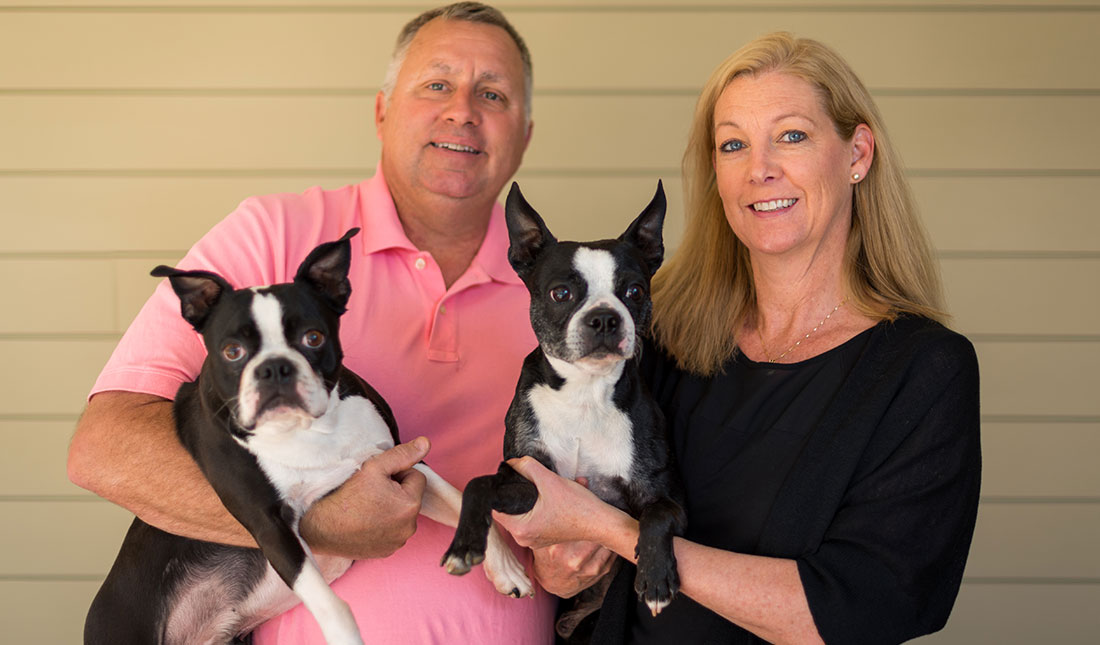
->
[235,291,330,430]
[561,247,636,370]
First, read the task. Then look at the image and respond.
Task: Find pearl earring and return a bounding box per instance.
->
[852,173,861,181]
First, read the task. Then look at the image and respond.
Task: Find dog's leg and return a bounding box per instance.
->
[632,496,686,616]
[250,512,362,645]
[415,463,534,598]
[440,462,538,583]
[289,549,362,645]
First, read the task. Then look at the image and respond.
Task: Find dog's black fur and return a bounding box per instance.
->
[442,183,686,636]
[87,230,391,645]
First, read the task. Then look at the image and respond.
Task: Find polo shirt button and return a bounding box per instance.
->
[439,305,447,315]
[414,257,426,270]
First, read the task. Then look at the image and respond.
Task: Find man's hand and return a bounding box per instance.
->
[532,541,615,598]
[301,437,430,559]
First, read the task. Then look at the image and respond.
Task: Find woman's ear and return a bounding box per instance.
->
[850,123,875,182]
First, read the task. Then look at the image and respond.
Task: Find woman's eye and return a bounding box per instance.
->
[719,139,745,152]
[780,130,807,143]
[302,330,325,349]
[549,286,572,303]
[222,342,246,362]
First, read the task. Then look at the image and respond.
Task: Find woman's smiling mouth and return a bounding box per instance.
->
[751,198,798,213]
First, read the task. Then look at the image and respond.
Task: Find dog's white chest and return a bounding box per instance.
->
[241,390,394,510]
[526,370,635,483]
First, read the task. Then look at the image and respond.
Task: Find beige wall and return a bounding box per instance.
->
[3,1,1098,642]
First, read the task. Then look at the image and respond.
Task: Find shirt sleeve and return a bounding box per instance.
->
[798,333,982,644]
[90,197,289,400]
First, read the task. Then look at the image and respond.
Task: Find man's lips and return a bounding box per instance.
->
[430,141,482,155]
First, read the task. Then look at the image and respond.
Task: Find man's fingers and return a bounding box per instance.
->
[395,467,427,498]
[552,540,605,570]
[374,436,430,474]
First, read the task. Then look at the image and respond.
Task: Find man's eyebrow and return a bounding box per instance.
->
[424,61,511,86]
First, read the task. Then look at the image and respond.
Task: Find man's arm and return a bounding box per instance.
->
[68,390,428,558]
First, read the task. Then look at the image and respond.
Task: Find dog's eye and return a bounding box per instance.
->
[302,330,325,349]
[624,284,646,302]
[222,342,246,362]
[549,286,572,303]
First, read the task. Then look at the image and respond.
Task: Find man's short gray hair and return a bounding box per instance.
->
[380,2,533,123]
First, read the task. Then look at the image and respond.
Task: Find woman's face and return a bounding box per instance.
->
[712,71,872,261]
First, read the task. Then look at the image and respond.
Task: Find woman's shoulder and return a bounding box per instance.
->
[869,314,979,382]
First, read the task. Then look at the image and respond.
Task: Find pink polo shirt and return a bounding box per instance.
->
[91,167,555,644]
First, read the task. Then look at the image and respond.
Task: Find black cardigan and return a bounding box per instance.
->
[590,316,982,644]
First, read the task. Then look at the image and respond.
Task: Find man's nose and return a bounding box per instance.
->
[443,88,480,127]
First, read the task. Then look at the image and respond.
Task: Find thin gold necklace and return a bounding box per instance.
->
[757,298,847,363]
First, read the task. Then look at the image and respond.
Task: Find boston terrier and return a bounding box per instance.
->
[441,183,686,635]
[85,230,532,645]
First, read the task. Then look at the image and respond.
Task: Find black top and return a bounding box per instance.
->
[589,316,982,645]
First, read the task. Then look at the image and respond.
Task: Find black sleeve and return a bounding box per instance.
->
[799,335,982,644]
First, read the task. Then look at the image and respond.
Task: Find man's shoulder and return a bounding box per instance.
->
[233,181,368,227]
[179,180,374,288]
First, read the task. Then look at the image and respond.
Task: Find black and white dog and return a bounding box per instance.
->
[85,230,532,645]
[442,183,686,632]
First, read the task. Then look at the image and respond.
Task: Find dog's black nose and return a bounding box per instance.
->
[255,358,297,385]
[586,309,621,336]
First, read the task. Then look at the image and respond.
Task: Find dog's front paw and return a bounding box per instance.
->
[441,531,487,577]
[634,554,679,617]
[483,526,534,598]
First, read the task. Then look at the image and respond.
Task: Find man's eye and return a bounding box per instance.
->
[719,139,745,152]
[780,130,807,143]
[549,286,572,303]
[427,82,446,91]
[483,90,501,101]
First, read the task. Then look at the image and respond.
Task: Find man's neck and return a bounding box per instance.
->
[394,195,494,289]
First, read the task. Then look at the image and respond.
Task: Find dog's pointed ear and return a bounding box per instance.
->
[620,180,667,277]
[505,182,556,277]
[294,228,359,313]
[150,266,233,332]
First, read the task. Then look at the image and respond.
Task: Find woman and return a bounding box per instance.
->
[495,32,981,644]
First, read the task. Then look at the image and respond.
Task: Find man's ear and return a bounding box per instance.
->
[522,120,534,153]
[505,182,556,278]
[150,266,233,332]
[294,228,360,313]
[375,91,387,140]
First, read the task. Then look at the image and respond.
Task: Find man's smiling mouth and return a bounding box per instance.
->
[431,142,482,154]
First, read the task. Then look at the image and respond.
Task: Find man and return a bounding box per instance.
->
[68,3,557,642]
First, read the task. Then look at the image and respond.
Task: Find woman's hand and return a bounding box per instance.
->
[492,456,608,548]
[531,541,616,598]
[492,456,640,596]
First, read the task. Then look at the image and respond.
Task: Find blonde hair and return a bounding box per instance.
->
[652,32,945,375]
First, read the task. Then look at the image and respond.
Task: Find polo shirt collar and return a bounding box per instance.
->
[358,164,523,286]
[358,164,418,256]
[470,203,523,286]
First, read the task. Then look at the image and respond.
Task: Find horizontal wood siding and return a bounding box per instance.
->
[2,2,1096,642]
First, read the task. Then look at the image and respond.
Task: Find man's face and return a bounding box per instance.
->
[376,19,531,207]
